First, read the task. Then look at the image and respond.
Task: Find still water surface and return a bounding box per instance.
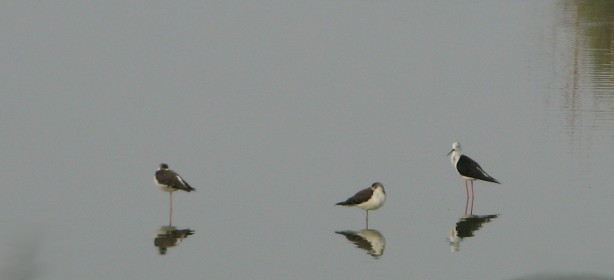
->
[1,1,613,279]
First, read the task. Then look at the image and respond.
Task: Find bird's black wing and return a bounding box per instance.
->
[457,155,500,184]
[156,170,195,191]
[336,187,373,206]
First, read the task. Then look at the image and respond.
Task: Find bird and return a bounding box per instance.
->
[154,163,195,224]
[336,182,386,228]
[447,142,499,209]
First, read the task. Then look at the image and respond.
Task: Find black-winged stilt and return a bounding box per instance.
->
[336,182,386,228]
[154,163,195,224]
[448,142,499,213]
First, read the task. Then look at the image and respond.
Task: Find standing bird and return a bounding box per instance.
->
[154,163,195,224]
[336,182,386,229]
[447,142,499,213]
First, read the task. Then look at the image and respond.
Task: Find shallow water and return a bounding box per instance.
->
[1,1,613,279]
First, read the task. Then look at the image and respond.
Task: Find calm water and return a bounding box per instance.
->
[1,1,614,279]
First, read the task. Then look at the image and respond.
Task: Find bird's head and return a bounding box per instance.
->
[447,142,462,156]
[371,182,385,193]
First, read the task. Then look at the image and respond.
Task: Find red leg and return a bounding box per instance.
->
[465,180,470,198]
[469,181,474,215]
[169,192,173,226]
[465,180,469,215]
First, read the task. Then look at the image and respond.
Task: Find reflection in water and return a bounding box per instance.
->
[554,1,614,149]
[154,225,195,255]
[336,229,385,259]
[448,214,498,252]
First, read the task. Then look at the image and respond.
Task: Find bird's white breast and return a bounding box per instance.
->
[450,151,461,167]
[154,177,177,192]
[357,188,386,211]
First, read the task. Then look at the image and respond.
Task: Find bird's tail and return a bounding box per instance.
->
[336,200,354,206]
[181,184,196,192]
[485,176,500,184]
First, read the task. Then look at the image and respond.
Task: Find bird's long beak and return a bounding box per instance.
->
[446,149,453,156]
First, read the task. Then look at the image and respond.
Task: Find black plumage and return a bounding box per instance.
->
[456,155,500,184]
[155,163,195,192]
[336,187,374,206]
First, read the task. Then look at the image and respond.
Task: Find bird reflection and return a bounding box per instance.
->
[154,225,195,255]
[336,228,386,258]
[448,214,498,252]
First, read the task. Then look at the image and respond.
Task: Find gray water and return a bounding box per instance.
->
[2,1,614,279]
